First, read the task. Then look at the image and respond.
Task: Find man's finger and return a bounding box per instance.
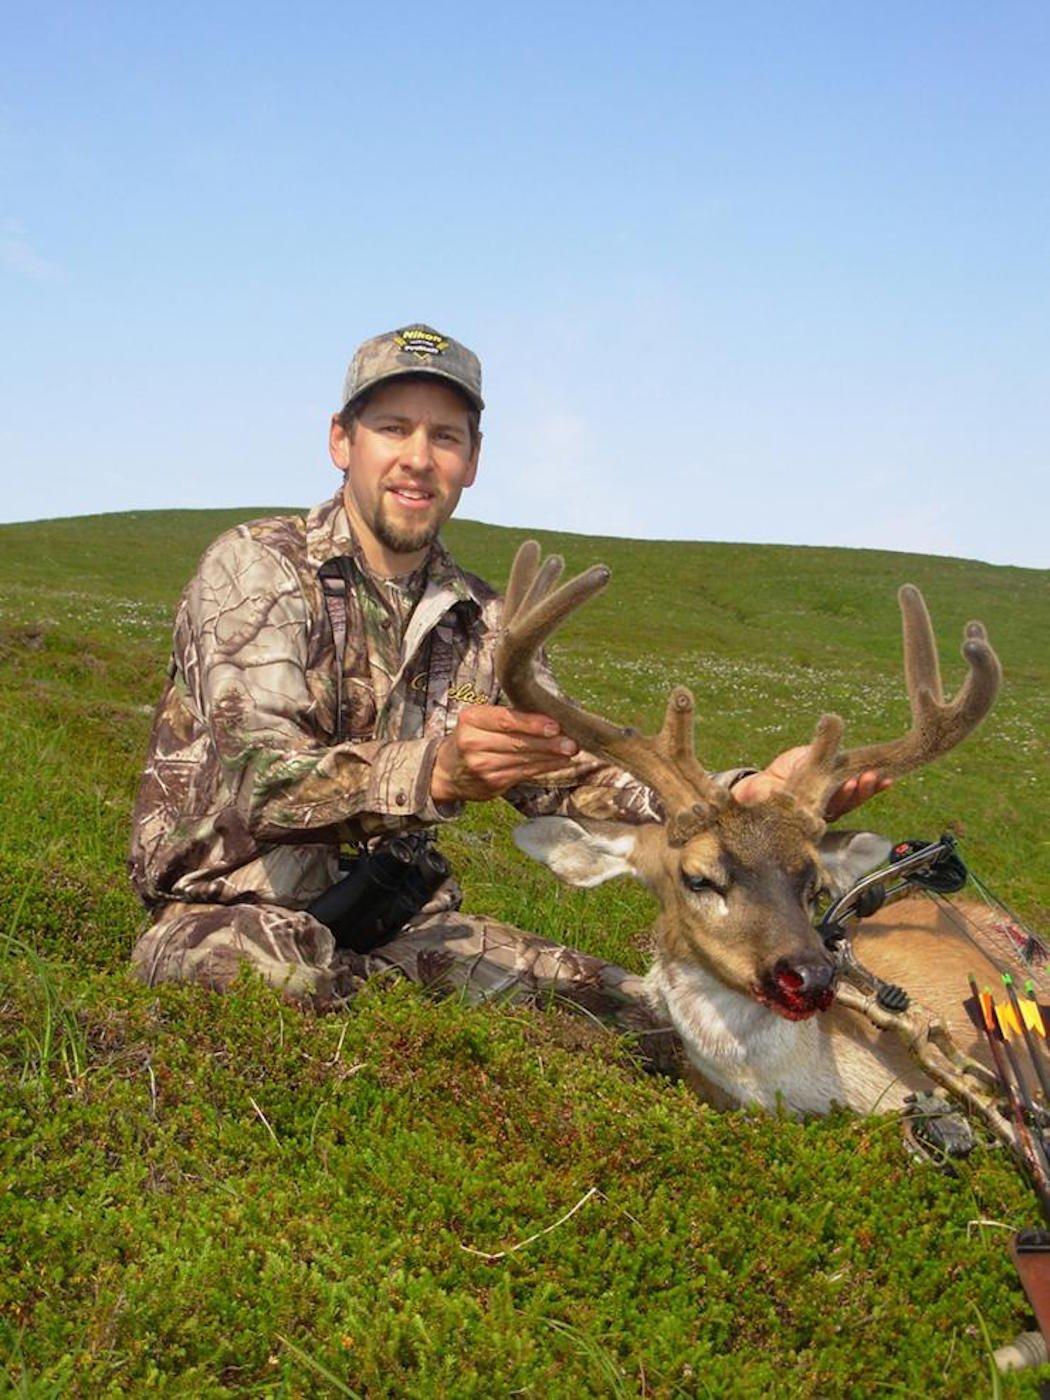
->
[464,705,562,738]
[853,771,891,804]
[825,769,893,818]
[461,729,577,758]
[853,773,877,803]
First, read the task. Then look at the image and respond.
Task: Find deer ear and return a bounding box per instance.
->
[818,830,893,897]
[513,817,642,888]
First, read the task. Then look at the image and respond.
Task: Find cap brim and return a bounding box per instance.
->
[345,366,484,414]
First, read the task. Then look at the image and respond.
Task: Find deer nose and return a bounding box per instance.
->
[773,954,836,997]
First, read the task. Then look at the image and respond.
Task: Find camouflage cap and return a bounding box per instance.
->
[341,324,484,414]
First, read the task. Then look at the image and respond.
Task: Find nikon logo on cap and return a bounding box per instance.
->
[341,322,484,412]
[395,327,450,359]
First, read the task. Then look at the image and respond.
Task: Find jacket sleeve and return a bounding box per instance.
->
[503,758,756,825]
[179,531,447,841]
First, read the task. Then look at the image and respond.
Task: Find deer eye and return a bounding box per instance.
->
[803,876,827,906]
[682,871,726,896]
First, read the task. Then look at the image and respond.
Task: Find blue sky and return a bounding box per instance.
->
[2,2,1048,566]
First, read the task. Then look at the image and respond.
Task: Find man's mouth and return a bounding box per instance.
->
[386,484,436,510]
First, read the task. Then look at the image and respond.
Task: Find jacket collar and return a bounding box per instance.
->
[304,486,483,610]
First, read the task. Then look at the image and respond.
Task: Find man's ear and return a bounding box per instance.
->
[329,416,351,472]
[513,817,643,888]
[463,429,481,488]
[818,830,893,897]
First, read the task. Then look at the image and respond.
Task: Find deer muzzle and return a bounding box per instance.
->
[755,953,838,1021]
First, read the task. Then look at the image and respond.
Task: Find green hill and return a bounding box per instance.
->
[1,508,1048,1394]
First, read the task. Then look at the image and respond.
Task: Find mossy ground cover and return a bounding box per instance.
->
[0,508,1047,1395]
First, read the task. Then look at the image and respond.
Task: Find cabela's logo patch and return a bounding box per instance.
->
[448,680,490,706]
[409,673,489,706]
[395,327,449,361]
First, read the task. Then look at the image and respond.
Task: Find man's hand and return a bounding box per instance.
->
[731,745,892,820]
[431,705,579,804]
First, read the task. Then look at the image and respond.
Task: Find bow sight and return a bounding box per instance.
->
[817,833,969,1013]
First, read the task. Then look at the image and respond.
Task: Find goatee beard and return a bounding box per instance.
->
[374,500,441,555]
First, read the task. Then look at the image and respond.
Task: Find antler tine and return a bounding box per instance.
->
[779,713,845,815]
[661,687,699,764]
[501,560,611,668]
[900,584,944,707]
[658,687,731,813]
[497,546,618,745]
[785,588,1001,819]
[501,539,541,626]
[496,543,722,823]
[518,552,566,623]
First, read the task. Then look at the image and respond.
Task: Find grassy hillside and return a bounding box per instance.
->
[1,507,1048,1395]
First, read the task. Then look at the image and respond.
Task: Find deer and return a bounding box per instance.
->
[495,541,1023,1141]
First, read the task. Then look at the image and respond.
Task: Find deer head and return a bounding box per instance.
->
[495,542,1001,1022]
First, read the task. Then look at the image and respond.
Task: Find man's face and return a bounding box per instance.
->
[329,378,480,571]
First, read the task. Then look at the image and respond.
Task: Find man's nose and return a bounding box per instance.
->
[399,427,435,472]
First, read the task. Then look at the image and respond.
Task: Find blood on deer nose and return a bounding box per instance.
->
[774,956,835,996]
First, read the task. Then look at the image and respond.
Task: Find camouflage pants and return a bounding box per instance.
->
[130,902,681,1075]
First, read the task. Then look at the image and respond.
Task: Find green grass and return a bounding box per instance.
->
[0,506,1047,1394]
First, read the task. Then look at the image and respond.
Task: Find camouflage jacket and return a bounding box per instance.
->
[129,489,676,912]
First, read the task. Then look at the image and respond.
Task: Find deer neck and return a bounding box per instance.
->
[644,942,920,1116]
[644,943,808,1069]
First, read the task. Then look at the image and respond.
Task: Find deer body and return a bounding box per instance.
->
[495,541,1004,1120]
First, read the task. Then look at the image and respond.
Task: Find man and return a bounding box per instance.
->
[129,324,885,1067]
